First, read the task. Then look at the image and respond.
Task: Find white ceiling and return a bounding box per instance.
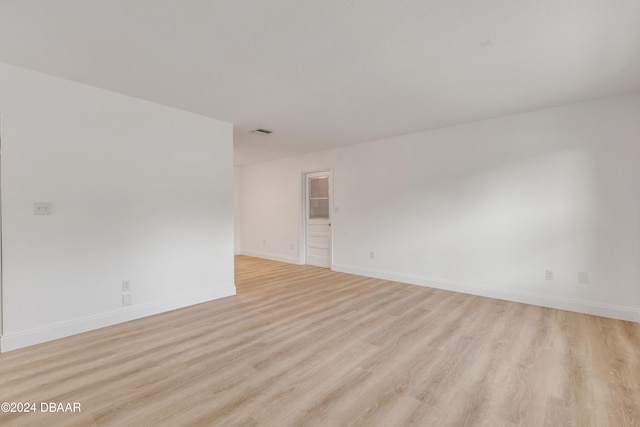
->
[1,1,639,165]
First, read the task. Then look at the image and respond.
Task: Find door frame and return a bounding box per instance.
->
[300,168,333,268]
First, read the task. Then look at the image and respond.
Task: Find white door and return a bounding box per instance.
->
[305,171,331,268]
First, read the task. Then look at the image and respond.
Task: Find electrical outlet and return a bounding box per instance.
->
[578,272,589,284]
[263,240,266,246]
[545,270,553,280]
[122,280,131,293]
[290,243,295,250]
[122,294,132,307]
[370,251,375,260]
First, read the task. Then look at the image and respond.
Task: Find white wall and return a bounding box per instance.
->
[238,93,640,321]
[234,165,243,255]
[0,62,235,351]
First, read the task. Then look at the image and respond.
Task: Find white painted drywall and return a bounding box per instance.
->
[0,62,235,351]
[234,165,243,255]
[238,93,640,321]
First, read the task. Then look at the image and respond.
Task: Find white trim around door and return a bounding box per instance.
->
[301,169,332,268]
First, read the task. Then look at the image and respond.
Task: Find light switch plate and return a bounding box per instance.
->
[34,202,52,215]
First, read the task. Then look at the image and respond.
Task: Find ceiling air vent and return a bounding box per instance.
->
[251,128,273,135]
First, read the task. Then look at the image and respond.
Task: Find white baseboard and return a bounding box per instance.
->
[332,264,640,323]
[0,284,236,352]
[239,250,301,265]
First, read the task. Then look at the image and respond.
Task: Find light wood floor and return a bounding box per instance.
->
[1,256,639,426]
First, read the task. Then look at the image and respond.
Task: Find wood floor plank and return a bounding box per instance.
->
[0,255,639,426]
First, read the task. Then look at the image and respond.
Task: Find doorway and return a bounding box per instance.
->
[303,170,332,268]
